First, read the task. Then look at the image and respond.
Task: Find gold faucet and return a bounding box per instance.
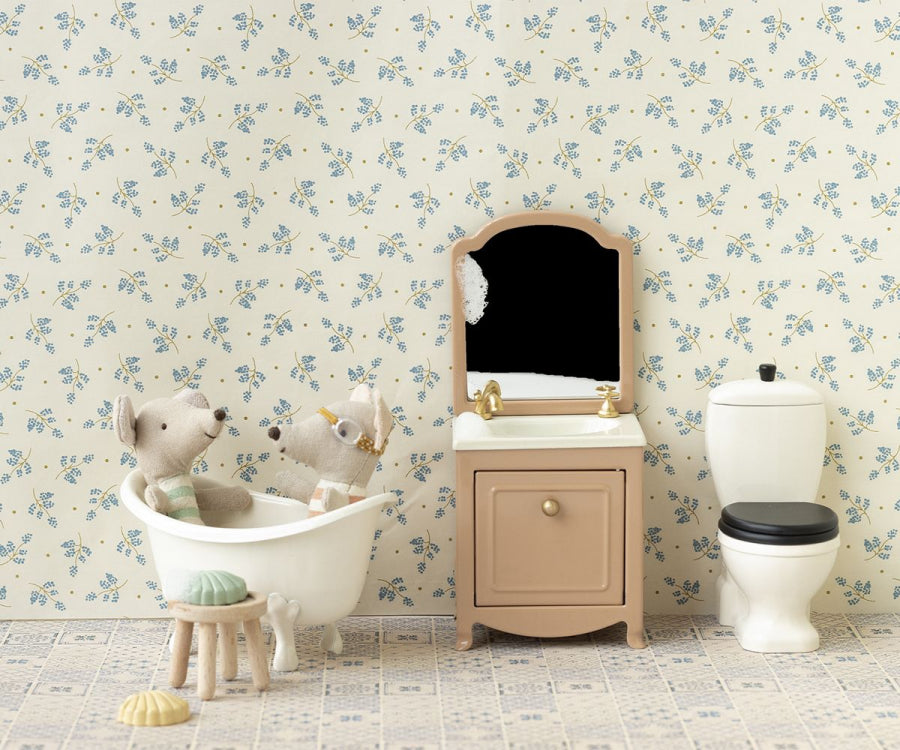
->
[474,379,504,420]
[595,384,620,418]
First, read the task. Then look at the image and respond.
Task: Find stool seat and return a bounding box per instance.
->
[719,502,838,546]
[168,591,268,623]
[168,591,270,700]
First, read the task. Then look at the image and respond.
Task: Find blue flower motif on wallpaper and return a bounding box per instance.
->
[30,580,65,612]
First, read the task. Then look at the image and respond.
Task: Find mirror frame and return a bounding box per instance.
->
[451,211,634,416]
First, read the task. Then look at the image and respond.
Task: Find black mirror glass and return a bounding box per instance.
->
[462,224,621,400]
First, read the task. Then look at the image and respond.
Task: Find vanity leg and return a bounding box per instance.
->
[455,620,474,651]
[626,619,647,649]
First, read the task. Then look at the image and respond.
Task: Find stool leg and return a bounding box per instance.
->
[219,622,238,680]
[243,618,270,692]
[197,621,217,700]
[169,619,193,688]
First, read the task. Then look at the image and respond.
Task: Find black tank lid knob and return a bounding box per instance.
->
[759,363,776,382]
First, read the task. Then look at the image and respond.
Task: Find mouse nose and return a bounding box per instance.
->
[213,409,226,421]
[268,426,280,440]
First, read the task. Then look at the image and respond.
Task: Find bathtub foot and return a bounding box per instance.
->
[320,623,343,655]
[263,592,301,672]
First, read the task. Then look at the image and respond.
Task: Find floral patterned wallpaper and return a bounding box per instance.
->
[1,1,897,619]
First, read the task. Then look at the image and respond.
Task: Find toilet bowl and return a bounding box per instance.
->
[717,501,839,652]
[706,364,838,653]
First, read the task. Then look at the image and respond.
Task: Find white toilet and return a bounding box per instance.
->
[706,363,839,653]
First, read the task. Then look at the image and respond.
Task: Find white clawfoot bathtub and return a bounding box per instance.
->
[120,469,392,671]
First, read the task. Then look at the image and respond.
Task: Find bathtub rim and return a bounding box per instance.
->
[120,469,394,544]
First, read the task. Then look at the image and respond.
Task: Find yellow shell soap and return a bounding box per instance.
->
[117,689,190,726]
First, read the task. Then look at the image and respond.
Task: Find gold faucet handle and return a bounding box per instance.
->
[595,385,620,418]
[483,379,501,396]
[474,381,503,420]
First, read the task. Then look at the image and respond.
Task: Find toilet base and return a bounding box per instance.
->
[717,532,839,654]
[734,613,820,653]
[719,572,819,652]
[716,569,746,628]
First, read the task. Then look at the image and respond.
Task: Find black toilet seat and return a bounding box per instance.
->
[719,502,839,545]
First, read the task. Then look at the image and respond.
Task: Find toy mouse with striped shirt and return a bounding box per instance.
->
[266,384,392,516]
[114,390,251,524]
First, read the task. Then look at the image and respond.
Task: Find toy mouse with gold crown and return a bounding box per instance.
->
[266,384,392,516]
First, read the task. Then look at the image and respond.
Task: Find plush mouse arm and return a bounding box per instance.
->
[145,478,250,517]
[195,485,252,511]
[315,485,348,515]
[274,471,315,504]
[144,484,170,514]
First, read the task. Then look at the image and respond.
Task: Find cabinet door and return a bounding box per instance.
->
[474,470,625,607]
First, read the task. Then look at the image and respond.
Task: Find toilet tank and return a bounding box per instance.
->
[705,373,826,507]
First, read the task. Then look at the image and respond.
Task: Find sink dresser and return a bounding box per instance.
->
[450,212,647,650]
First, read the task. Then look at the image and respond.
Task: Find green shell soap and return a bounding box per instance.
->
[165,569,248,605]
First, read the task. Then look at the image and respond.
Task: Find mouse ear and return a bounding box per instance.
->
[114,395,137,447]
[369,387,392,452]
[349,383,371,403]
[175,390,209,409]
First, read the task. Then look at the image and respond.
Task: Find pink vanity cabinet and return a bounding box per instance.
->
[449,211,646,650]
[454,443,646,650]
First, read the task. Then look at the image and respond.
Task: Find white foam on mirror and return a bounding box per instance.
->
[457,254,488,325]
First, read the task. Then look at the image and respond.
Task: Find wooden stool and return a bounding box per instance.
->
[168,591,270,700]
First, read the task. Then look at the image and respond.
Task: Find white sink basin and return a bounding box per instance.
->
[484,414,619,437]
[452,411,646,451]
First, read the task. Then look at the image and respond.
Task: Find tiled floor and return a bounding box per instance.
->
[0,613,898,749]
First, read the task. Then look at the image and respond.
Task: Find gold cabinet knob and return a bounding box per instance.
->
[541,498,560,517]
